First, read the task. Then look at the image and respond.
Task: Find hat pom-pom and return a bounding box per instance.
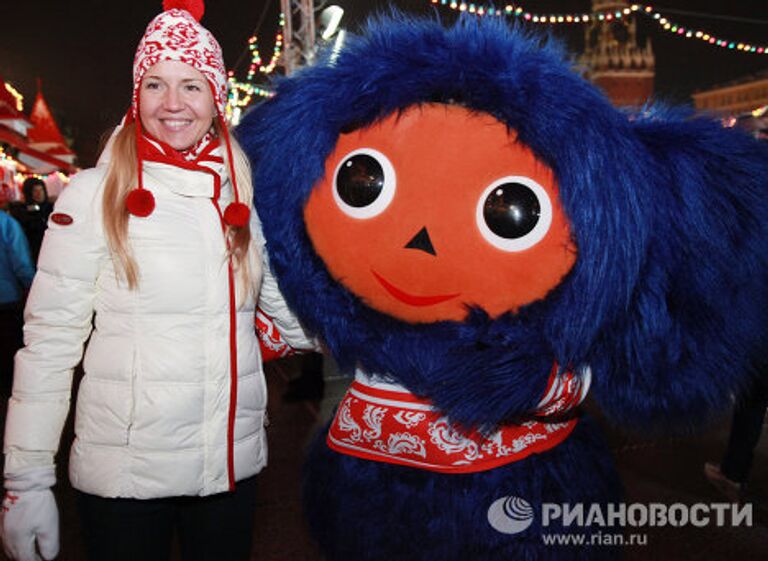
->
[162,0,204,21]
[223,202,250,228]
[126,189,156,218]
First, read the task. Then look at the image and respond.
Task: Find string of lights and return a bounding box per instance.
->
[427,2,768,54]
[0,88,28,185]
[0,147,71,196]
[0,146,15,164]
[221,2,766,120]
[4,83,24,111]
[225,13,284,122]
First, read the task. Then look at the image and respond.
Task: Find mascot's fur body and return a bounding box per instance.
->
[239,16,768,561]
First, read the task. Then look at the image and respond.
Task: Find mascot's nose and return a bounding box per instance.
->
[404,227,437,256]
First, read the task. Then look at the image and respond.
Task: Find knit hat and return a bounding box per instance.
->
[132,0,226,116]
[125,0,250,227]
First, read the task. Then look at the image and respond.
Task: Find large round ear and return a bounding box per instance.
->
[588,106,768,432]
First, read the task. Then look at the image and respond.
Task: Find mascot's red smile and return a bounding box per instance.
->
[304,104,577,323]
[371,269,460,307]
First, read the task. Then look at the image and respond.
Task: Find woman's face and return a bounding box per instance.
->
[139,60,216,151]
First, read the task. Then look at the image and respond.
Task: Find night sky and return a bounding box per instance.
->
[1,0,767,168]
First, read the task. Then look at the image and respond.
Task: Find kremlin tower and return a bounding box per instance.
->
[580,0,655,106]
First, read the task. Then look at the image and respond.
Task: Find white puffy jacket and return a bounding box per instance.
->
[4,155,310,499]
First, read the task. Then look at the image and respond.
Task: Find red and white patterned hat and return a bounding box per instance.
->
[132,0,227,116]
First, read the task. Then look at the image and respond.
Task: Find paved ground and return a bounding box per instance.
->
[1,356,766,560]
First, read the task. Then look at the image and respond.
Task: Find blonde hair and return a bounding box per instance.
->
[102,120,253,292]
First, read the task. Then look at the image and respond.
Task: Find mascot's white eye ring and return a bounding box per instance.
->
[475,175,553,252]
[333,148,396,219]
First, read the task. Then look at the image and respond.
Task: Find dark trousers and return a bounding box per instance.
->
[721,375,768,483]
[77,476,258,561]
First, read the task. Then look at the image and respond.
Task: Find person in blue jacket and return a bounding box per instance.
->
[0,210,35,396]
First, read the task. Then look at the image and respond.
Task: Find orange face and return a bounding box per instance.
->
[304,104,577,323]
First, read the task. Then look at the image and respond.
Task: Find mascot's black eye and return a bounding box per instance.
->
[483,183,540,239]
[337,155,384,207]
[475,176,553,252]
[333,148,396,219]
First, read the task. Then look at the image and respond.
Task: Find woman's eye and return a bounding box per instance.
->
[185,84,201,92]
[144,81,160,90]
[476,176,553,252]
[333,149,396,219]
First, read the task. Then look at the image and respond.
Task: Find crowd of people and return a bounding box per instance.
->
[0,177,51,398]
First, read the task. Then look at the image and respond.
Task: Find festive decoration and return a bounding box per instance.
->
[0,146,13,164]
[723,105,768,140]
[4,83,23,112]
[428,2,768,54]
[1,76,77,181]
[1,153,72,187]
[26,86,76,168]
[1,145,72,202]
[225,13,284,123]
[225,82,275,124]
[20,171,70,185]
[244,14,285,79]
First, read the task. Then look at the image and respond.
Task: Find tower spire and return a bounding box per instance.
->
[580,0,655,106]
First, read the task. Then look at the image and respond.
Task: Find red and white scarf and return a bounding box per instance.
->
[327,366,590,474]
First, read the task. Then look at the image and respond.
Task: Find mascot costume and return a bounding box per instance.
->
[241,15,768,561]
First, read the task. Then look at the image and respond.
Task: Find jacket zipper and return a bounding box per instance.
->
[125,346,138,445]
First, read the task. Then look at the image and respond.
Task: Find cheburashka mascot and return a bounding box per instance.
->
[239,14,768,561]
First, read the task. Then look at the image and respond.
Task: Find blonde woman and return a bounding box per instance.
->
[0,2,311,560]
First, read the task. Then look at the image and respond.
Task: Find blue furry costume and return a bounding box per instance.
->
[238,16,768,561]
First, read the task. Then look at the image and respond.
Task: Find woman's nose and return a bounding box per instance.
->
[162,88,183,110]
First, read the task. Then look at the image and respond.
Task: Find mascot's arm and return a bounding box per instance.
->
[401,320,572,431]
[590,109,768,432]
[423,355,590,431]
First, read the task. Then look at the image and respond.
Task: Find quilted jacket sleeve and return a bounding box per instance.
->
[4,168,108,475]
[250,208,317,353]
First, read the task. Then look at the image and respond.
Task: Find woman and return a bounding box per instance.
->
[0,2,311,560]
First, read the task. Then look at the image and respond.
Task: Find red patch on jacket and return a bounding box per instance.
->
[50,213,73,226]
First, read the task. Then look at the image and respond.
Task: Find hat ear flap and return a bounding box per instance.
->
[590,107,768,432]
